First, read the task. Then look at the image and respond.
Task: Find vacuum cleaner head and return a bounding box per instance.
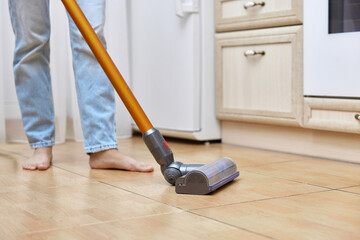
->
[175,157,239,195]
[142,128,240,194]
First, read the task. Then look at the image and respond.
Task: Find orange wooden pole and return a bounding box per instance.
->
[61,0,153,134]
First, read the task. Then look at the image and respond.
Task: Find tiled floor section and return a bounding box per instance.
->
[0,136,359,239]
[192,191,360,240]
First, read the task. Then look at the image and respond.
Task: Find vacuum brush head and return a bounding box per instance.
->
[143,128,239,194]
[175,157,239,195]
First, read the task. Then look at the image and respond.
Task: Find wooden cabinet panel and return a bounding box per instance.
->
[216,0,302,32]
[222,42,292,113]
[216,26,303,126]
[304,98,360,134]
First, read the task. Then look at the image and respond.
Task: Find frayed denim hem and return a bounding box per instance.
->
[30,141,55,149]
[85,143,118,154]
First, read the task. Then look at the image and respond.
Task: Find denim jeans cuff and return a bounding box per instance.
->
[30,141,55,149]
[84,143,118,154]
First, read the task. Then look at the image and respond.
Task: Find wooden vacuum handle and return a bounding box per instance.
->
[61,0,153,134]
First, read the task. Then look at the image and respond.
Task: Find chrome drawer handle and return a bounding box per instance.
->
[244,50,265,57]
[244,1,265,9]
[355,114,360,120]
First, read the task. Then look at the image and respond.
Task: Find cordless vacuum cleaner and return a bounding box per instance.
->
[61,0,239,195]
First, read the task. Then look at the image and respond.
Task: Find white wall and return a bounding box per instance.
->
[0,0,132,144]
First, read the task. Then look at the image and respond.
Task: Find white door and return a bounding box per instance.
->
[128,0,201,132]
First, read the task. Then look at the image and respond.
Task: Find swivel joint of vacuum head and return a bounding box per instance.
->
[163,162,204,185]
[142,128,175,183]
[142,128,204,185]
[163,162,183,185]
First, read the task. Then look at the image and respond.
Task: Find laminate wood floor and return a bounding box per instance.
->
[0,136,359,240]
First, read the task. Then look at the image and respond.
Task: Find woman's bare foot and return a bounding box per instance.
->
[22,146,53,170]
[89,149,154,172]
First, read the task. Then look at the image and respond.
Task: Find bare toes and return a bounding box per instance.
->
[37,163,51,170]
[23,163,36,170]
[136,163,154,172]
[22,147,53,171]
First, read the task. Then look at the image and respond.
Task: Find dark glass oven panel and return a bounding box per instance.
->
[329,0,360,33]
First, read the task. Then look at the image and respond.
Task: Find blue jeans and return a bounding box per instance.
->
[8,0,118,153]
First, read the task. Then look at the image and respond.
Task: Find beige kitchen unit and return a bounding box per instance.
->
[216,26,303,127]
[215,0,360,163]
[216,0,302,32]
[304,98,360,134]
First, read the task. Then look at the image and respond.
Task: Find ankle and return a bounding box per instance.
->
[89,148,117,157]
[34,146,53,155]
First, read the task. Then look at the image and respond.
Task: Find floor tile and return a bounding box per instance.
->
[24,212,270,240]
[175,144,309,167]
[0,150,94,193]
[339,186,360,195]
[2,138,359,240]
[0,183,180,236]
[0,143,33,158]
[104,170,325,210]
[192,191,360,240]
[243,159,360,189]
[0,150,25,172]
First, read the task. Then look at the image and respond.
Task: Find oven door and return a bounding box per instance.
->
[304,0,360,98]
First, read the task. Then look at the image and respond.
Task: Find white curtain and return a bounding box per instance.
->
[0,0,133,144]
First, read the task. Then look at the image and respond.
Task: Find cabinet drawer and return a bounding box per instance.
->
[216,26,303,126]
[216,0,302,32]
[304,98,360,134]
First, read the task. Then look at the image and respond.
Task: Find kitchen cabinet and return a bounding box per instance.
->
[215,0,360,163]
[216,26,303,126]
[216,0,302,32]
[304,98,360,134]
[215,0,303,126]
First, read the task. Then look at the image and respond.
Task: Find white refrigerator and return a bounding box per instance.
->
[128,0,220,140]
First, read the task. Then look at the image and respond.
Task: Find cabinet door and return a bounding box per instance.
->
[216,26,303,126]
[216,0,302,32]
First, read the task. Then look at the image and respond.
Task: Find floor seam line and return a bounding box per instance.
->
[336,184,360,190]
[241,169,336,190]
[188,189,333,211]
[334,188,360,196]
[98,180,186,212]
[187,211,277,240]
[23,219,119,236]
[240,159,305,168]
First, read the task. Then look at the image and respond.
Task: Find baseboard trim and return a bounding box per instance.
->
[222,121,360,164]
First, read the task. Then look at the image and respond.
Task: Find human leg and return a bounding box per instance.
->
[8,0,54,170]
[67,0,117,153]
[67,0,152,172]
